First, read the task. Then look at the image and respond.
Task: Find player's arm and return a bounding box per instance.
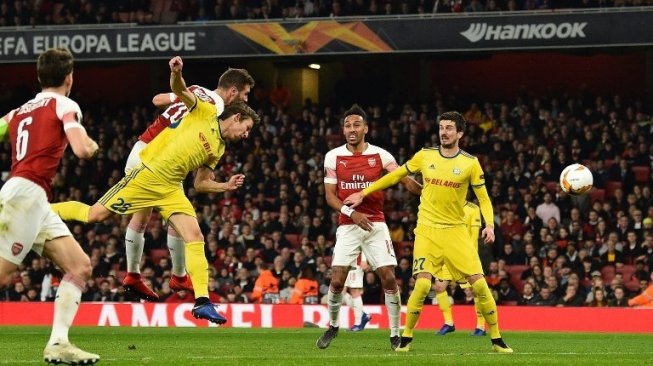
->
[471,160,495,244]
[325,183,373,231]
[343,167,409,208]
[385,157,422,195]
[169,56,197,111]
[0,116,8,141]
[63,113,98,159]
[194,166,245,193]
[152,92,176,109]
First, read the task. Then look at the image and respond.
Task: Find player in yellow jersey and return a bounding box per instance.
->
[345,111,512,353]
[434,200,487,337]
[52,56,259,324]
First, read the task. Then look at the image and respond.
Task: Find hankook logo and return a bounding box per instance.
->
[460,22,587,43]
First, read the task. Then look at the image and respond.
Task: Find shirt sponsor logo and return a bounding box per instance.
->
[199,132,216,160]
[461,22,587,43]
[423,177,462,188]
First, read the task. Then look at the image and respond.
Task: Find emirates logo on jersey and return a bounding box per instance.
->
[11,242,23,256]
[368,158,376,167]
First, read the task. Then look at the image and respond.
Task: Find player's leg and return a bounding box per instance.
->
[317,225,361,349]
[41,235,99,364]
[166,225,193,292]
[434,276,455,335]
[397,225,439,351]
[362,223,402,349]
[166,209,226,325]
[446,226,512,353]
[122,208,160,301]
[466,284,486,336]
[344,266,369,331]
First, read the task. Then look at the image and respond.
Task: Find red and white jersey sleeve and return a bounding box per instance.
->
[8,92,82,200]
[324,144,398,225]
[139,85,224,143]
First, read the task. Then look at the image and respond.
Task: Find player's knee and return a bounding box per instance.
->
[167,226,180,238]
[434,280,448,293]
[329,279,344,293]
[128,218,148,233]
[71,256,93,280]
[414,277,432,296]
[88,206,110,223]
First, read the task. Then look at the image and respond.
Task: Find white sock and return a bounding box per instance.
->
[342,292,353,306]
[167,234,186,277]
[125,227,145,274]
[48,274,83,345]
[352,295,364,325]
[328,289,343,328]
[385,289,401,337]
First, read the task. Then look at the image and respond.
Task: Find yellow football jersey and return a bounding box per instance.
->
[405,147,486,227]
[140,99,225,184]
[464,200,481,244]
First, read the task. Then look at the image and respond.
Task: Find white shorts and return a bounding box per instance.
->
[0,177,71,265]
[345,266,364,288]
[125,140,147,174]
[332,222,396,270]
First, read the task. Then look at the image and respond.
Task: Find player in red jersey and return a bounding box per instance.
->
[316,104,421,350]
[121,69,255,301]
[0,48,100,365]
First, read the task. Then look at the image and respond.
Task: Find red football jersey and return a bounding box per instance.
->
[6,92,82,201]
[138,85,223,143]
[324,144,399,225]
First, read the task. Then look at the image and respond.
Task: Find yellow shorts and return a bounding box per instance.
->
[98,163,196,221]
[439,264,471,289]
[412,224,483,283]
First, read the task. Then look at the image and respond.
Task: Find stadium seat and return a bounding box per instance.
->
[149,249,169,264]
[604,159,614,168]
[632,166,650,184]
[544,181,558,193]
[285,234,301,248]
[625,280,641,293]
[588,188,605,203]
[619,265,636,281]
[502,301,518,306]
[601,266,616,283]
[506,265,528,292]
[605,181,622,198]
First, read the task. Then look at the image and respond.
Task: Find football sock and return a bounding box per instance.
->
[185,241,209,298]
[125,227,145,274]
[327,288,343,327]
[352,294,364,324]
[473,294,486,329]
[342,292,353,307]
[48,274,84,345]
[471,278,500,339]
[436,290,453,325]
[51,202,90,223]
[403,277,431,338]
[167,233,186,277]
[384,288,401,337]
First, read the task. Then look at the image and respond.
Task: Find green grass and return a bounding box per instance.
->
[1,327,652,365]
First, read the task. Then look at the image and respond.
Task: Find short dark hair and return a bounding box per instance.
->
[218,68,255,91]
[37,48,74,88]
[342,104,367,124]
[220,101,260,124]
[438,111,466,132]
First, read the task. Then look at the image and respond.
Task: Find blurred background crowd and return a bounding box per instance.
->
[2,0,653,27]
[1,79,652,308]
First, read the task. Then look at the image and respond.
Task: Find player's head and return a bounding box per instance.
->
[218,101,260,141]
[217,68,256,104]
[342,104,368,147]
[438,111,466,149]
[37,47,74,96]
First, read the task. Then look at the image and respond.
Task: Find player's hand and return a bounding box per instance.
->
[225,174,245,190]
[343,192,365,208]
[169,56,183,73]
[351,211,373,232]
[481,227,495,244]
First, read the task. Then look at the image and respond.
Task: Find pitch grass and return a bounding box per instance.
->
[0,327,652,365]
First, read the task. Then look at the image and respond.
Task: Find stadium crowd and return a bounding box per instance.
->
[0,80,652,309]
[0,0,651,26]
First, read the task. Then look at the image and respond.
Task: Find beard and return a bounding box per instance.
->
[440,137,457,148]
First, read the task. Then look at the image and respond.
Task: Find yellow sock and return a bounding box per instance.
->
[403,277,431,338]
[473,295,485,329]
[185,241,209,299]
[436,291,453,325]
[471,278,500,339]
[51,202,90,222]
